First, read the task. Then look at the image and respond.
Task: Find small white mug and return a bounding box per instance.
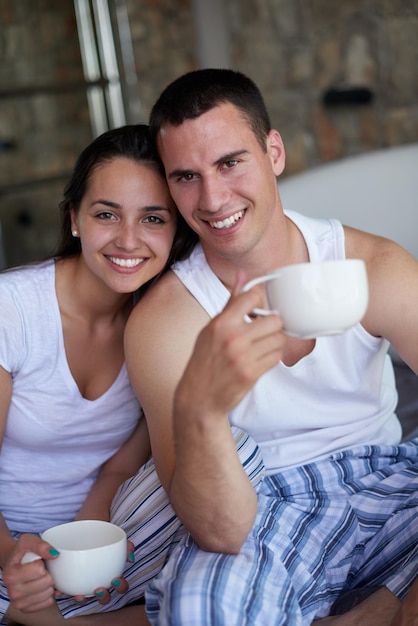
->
[40,520,127,597]
[241,259,369,339]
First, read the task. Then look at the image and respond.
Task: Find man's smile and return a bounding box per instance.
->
[208,210,245,230]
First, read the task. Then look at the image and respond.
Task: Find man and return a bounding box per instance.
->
[392,579,418,626]
[124,69,418,625]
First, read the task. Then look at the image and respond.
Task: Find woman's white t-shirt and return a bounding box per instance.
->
[0,260,141,532]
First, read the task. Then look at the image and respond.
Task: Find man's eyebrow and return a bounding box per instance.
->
[167,168,194,181]
[167,150,249,181]
[214,149,248,165]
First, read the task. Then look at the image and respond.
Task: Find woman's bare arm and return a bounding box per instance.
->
[76,417,151,521]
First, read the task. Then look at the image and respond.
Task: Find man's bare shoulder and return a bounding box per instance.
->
[344,224,416,267]
[125,269,210,352]
[133,270,191,320]
[344,225,418,370]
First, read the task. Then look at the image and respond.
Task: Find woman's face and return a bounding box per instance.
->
[71,157,177,294]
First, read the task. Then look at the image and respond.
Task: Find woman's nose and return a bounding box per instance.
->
[115,223,140,250]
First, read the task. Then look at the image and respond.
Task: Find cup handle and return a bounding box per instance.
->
[250,307,278,317]
[240,275,279,317]
[21,552,42,564]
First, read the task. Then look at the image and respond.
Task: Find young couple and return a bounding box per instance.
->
[1,70,418,625]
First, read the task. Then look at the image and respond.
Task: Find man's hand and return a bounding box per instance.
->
[175,271,285,419]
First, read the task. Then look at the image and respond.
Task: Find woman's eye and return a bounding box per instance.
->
[143,215,164,224]
[96,211,116,220]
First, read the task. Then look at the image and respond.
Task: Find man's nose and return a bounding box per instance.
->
[199,175,229,213]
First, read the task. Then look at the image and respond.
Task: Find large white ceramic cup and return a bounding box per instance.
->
[41,520,127,597]
[241,259,369,339]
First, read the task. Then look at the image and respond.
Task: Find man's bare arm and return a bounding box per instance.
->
[125,271,284,552]
[346,227,418,374]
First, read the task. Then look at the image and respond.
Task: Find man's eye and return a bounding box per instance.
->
[224,159,238,168]
[180,173,195,182]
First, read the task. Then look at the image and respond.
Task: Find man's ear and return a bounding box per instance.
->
[267,129,286,177]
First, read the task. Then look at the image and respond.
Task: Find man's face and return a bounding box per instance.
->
[157,103,285,263]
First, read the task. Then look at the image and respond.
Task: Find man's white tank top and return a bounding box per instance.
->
[172,210,401,473]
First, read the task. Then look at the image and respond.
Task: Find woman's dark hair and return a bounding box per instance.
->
[150,69,271,152]
[54,124,197,269]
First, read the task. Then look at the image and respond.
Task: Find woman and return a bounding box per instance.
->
[0,125,195,625]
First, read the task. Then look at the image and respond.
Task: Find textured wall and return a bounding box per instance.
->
[225,0,418,172]
[1,0,417,266]
[122,0,418,173]
[0,0,92,266]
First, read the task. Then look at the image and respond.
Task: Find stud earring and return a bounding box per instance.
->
[71,230,79,237]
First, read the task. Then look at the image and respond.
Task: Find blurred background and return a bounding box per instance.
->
[1,0,417,268]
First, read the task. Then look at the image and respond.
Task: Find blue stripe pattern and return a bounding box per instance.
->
[146,438,418,625]
[0,427,262,621]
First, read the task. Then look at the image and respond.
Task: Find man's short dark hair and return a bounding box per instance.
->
[149,69,272,152]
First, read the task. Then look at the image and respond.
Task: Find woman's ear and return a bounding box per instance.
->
[69,204,78,233]
[267,129,286,177]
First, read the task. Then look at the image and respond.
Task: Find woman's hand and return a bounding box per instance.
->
[2,533,59,613]
[90,538,134,605]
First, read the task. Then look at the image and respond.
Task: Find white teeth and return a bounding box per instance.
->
[209,210,244,229]
[108,257,144,268]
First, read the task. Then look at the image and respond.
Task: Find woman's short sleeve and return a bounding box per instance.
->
[0,278,26,374]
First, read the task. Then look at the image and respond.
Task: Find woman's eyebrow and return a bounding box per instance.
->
[142,206,172,213]
[90,199,121,209]
[91,200,172,213]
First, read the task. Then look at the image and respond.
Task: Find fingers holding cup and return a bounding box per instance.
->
[40,520,127,598]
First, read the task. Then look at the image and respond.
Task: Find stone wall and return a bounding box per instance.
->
[0,0,92,266]
[225,0,418,172]
[1,0,417,266]
[125,0,418,174]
